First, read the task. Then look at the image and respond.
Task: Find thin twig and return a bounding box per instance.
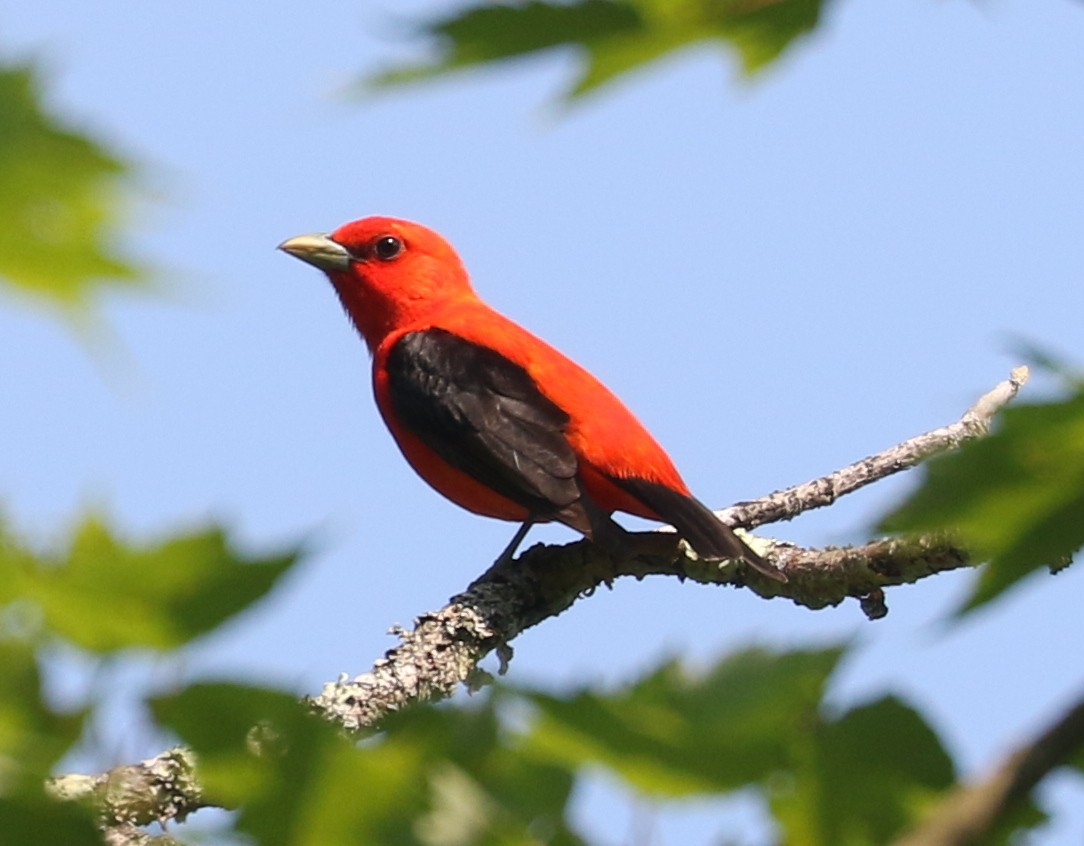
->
[720,365,1029,530]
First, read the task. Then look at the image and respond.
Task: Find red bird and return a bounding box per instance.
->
[280,217,782,581]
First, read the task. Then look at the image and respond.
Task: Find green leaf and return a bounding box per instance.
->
[524,645,846,796]
[0,515,303,652]
[367,0,642,90]
[153,685,437,846]
[0,641,87,791]
[0,63,145,311]
[366,0,829,100]
[981,800,1049,846]
[570,24,694,97]
[0,794,101,846]
[709,0,826,74]
[772,695,954,845]
[154,684,586,846]
[882,391,1084,614]
[382,701,586,846]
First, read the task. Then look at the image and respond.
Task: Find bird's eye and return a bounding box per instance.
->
[373,235,404,261]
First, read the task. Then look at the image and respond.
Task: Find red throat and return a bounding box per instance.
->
[323,217,477,350]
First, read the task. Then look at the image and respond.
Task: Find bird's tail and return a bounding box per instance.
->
[615,477,786,582]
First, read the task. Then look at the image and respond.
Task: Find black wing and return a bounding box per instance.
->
[385,329,582,518]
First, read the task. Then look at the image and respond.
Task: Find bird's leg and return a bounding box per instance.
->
[494,518,535,566]
[574,501,683,572]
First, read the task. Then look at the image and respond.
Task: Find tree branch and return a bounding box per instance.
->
[310,531,972,730]
[719,364,1030,531]
[312,366,1027,730]
[54,367,1029,837]
[47,747,198,843]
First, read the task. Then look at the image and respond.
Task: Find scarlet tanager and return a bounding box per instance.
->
[280,217,783,582]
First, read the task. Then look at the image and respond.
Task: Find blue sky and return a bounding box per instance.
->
[4,1,1084,842]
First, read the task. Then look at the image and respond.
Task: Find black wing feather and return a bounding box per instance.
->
[385,329,581,515]
[614,476,786,582]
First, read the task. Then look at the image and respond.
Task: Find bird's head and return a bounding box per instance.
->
[279,216,475,348]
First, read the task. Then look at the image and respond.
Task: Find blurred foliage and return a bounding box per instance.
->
[526,648,963,845]
[149,644,997,846]
[526,646,844,795]
[0,515,302,652]
[0,512,305,844]
[2,6,1081,845]
[153,684,586,846]
[0,640,87,793]
[0,640,104,844]
[367,0,829,99]
[0,563,1059,846]
[0,62,143,313]
[883,384,1084,615]
[0,794,102,846]
[0,508,1053,845]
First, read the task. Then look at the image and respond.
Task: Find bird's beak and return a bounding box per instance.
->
[278,233,352,272]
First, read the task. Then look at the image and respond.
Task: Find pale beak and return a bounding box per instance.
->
[278,233,352,272]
